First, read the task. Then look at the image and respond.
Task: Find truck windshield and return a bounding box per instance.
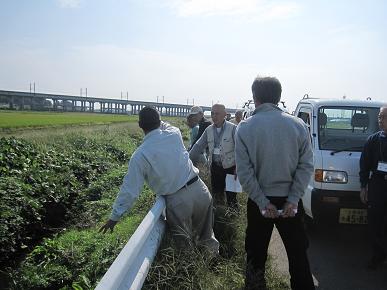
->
[318,106,380,151]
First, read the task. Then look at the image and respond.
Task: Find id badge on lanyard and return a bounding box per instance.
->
[214,147,221,155]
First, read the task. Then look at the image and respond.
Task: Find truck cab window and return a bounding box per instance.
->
[318,107,380,151]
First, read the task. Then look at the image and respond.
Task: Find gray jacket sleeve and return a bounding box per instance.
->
[235,127,269,211]
[287,124,314,205]
[189,127,208,163]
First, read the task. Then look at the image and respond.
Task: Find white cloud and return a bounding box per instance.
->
[58,0,80,8]
[166,0,256,17]
[163,0,300,20]
[262,2,299,21]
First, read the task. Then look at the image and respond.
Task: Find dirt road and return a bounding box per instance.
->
[269,223,387,290]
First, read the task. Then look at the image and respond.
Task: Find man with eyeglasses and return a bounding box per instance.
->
[360,106,387,270]
[189,104,238,209]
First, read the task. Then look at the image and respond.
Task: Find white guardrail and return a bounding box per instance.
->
[95,197,166,290]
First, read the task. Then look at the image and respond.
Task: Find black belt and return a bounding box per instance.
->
[180,176,199,190]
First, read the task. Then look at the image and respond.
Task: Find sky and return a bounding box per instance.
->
[0,0,386,111]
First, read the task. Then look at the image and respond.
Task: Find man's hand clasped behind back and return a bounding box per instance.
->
[262,203,280,218]
[282,201,298,218]
[261,201,298,218]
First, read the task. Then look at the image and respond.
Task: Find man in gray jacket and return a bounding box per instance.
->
[190,104,238,209]
[235,76,315,290]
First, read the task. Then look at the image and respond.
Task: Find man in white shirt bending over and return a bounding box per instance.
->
[100,106,219,253]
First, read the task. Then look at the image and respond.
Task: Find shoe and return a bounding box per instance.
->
[366,255,386,270]
[245,268,267,290]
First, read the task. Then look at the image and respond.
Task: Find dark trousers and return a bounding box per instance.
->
[245,198,314,290]
[210,163,238,209]
[367,176,387,260]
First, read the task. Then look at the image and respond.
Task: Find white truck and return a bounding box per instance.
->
[294,96,386,225]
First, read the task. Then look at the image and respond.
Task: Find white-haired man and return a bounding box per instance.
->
[190,104,238,209]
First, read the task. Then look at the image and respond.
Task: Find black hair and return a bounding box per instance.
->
[138,106,161,132]
[252,76,282,105]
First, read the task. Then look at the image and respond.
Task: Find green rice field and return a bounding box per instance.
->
[0,110,136,128]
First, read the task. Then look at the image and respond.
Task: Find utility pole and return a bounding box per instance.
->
[126,91,128,101]
[121,91,123,100]
[157,96,159,103]
[33,82,35,94]
[192,98,194,105]
[162,96,164,104]
[80,88,83,97]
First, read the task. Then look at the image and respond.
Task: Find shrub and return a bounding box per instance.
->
[0,135,133,264]
[10,212,145,290]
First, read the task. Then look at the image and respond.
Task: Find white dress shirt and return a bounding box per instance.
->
[110,123,199,221]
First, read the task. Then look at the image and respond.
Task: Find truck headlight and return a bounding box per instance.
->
[315,169,348,183]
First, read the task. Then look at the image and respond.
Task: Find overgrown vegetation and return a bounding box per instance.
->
[9,189,155,290]
[0,122,149,289]
[1,118,189,289]
[0,135,132,264]
[1,117,289,290]
[145,191,290,290]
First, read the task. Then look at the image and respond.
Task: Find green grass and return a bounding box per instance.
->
[0,110,137,129]
[2,119,181,289]
[0,124,141,263]
[145,173,290,290]
[2,118,289,290]
[9,210,148,290]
